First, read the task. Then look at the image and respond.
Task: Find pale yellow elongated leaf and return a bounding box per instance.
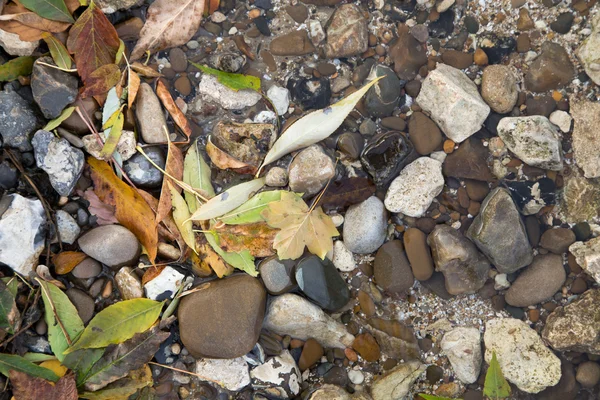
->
[189,178,265,221]
[260,78,382,171]
[168,181,196,253]
[183,139,214,213]
[99,110,124,158]
[43,106,75,131]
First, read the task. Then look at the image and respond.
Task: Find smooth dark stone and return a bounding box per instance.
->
[550,12,574,34]
[0,161,18,190]
[123,146,165,188]
[477,33,516,64]
[254,16,271,36]
[288,77,331,110]
[504,178,556,214]
[464,15,479,33]
[259,256,297,295]
[323,366,349,386]
[364,64,403,118]
[31,57,78,119]
[429,10,454,38]
[572,222,591,241]
[295,255,350,311]
[337,132,364,159]
[504,304,525,319]
[373,240,415,294]
[442,138,495,182]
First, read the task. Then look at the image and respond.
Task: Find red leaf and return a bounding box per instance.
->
[10,370,77,400]
[80,63,121,98]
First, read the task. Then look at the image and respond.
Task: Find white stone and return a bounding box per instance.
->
[83,130,136,162]
[254,110,277,124]
[210,11,227,23]
[263,294,355,348]
[198,74,261,110]
[371,360,425,400]
[309,20,326,46]
[348,369,365,385]
[577,13,600,86]
[416,64,490,143]
[436,0,455,13]
[250,351,301,398]
[570,100,600,179]
[497,116,563,171]
[267,86,291,116]
[494,273,510,290]
[144,266,186,300]
[441,327,482,384]
[484,318,561,393]
[569,237,600,283]
[196,357,250,391]
[0,29,39,56]
[54,210,80,245]
[430,150,447,163]
[115,267,143,300]
[343,196,387,254]
[0,194,45,276]
[384,157,444,217]
[549,110,572,133]
[332,241,356,272]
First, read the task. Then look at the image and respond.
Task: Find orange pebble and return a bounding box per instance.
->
[345,348,359,362]
[552,90,563,102]
[474,48,488,66]
[248,8,261,19]
[443,139,456,154]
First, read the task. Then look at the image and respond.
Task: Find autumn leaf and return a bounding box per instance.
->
[484,352,511,400]
[215,222,277,257]
[0,56,33,82]
[206,136,256,174]
[204,231,257,276]
[88,157,158,262]
[53,251,87,274]
[0,280,19,334]
[204,0,219,15]
[81,188,118,225]
[190,62,261,92]
[261,191,339,260]
[183,139,214,214]
[99,108,124,158]
[79,365,153,400]
[195,235,233,278]
[10,370,77,400]
[41,33,72,69]
[80,63,121,98]
[168,181,196,253]
[219,190,283,225]
[127,69,140,109]
[318,177,376,209]
[0,353,59,381]
[137,189,186,255]
[130,62,162,78]
[43,106,76,131]
[156,140,184,224]
[0,12,71,41]
[156,79,192,142]
[19,0,74,23]
[62,347,105,385]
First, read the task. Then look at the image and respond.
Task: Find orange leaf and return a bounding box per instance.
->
[205,137,256,174]
[209,0,220,14]
[141,265,165,286]
[155,80,192,142]
[127,69,141,109]
[0,12,71,41]
[138,189,186,253]
[80,63,121,98]
[88,157,158,263]
[195,233,233,278]
[215,222,276,257]
[156,141,184,225]
[53,251,87,275]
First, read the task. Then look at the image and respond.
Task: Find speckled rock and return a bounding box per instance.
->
[569,237,600,284]
[559,171,600,224]
[123,146,165,189]
[332,241,356,272]
[481,65,518,114]
[115,267,143,300]
[374,240,415,294]
[288,145,335,197]
[198,74,261,110]
[570,100,600,179]
[441,327,482,384]
[539,228,576,254]
[0,88,40,151]
[371,361,425,400]
[31,57,78,119]
[135,83,168,143]
[525,42,575,92]
[96,0,143,13]
[576,13,600,86]
[343,196,387,254]
[195,357,250,391]
[54,210,80,245]
[324,4,368,59]
[0,29,38,56]
[251,350,301,398]
[505,254,566,307]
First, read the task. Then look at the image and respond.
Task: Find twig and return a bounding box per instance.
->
[0,289,40,349]
[35,61,77,73]
[148,361,222,386]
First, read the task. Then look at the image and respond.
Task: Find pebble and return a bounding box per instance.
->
[389,24,428,80]
[144,266,186,301]
[269,31,315,56]
[570,100,600,178]
[374,240,414,294]
[364,64,402,117]
[408,112,442,155]
[525,42,575,92]
[505,254,566,307]
[332,241,356,272]
[352,333,380,362]
[266,85,290,116]
[285,4,308,23]
[324,4,368,58]
[288,145,335,197]
[481,65,518,114]
[295,255,350,311]
[54,210,80,245]
[569,237,600,284]
[168,48,187,73]
[441,50,473,69]
[443,138,495,182]
[404,228,434,281]
[31,57,78,119]
[0,161,18,190]
[0,29,39,56]
[71,258,102,279]
[550,12,574,34]
[577,13,600,85]
[371,361,426,400]
[115,17,143,40]
[540,228,576,254]
[135,83,169,144]
[78,225,140,268]
[174,76,191,96]
[250,350,301,397]
[115,266,143,299]
[549,109,572,133]
[265,167,288,187]
[198,74,262,110]
[441,327,482,384]
[123,146,165,188]
[195,358,250,391]
[348,370,364,385]
[576,361,600,388]
[259,256,296,295]
[65,288,95,324]
[343,196,387,254]
[289,77,331,110]
[299,338,324,371]
[337,132,363,160]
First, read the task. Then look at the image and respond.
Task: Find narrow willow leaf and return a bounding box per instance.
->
[65,299,162,353]
[0,56,34,82]
[0,353,59,382]
[1,277,18,297]
[22,353,57,363]
[0,280,18,334]
[183,139,214,213]
[62,348,105,386]
[189,178,265,221]
[168,181,196,253]
[42,32,72,70]
[37,278,84,362]
[260,77,382,171]
[100,110,124,158]
[79,365,153,400]
[115,39,125,65]
[484,352,511,400]
[189,61,260,91]
[218,190,283,225]
[205,232,257,276]
[43,106,76,131]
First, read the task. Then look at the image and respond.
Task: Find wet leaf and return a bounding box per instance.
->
[318,177,376,209]
[41,32,72,69]
[156,79,192,141]
[127,69,140,109]
[80,63,121,98]
[190,178,265,221]
[43,106,76,131]
[262,191,339,260]
[79,365,153,400]
[62,348,105,386]
[66,298,163,353]
[484,351,511,400]
[37,278,85,361]
[19,0,74,23]
[183,139,214,214]
[205,0,219,15]
[168,181,196,253]
[53,250,87,274]
[67,2,120,85]
[206,136,256,174]
[83,326,170,391]
[0,56,34,82]
[99,109,124,158]
[130,0,206,60]
[205,232,257,276]
[130,62,162,78]
[260,77,382,171]
[0,353,59,381]
[88,157,158,262]
[190,62,260,92]
[81,188,118,225]
[215,222,277,257]
[10,370,77,400]
[0,280,19,334]
[156,141,184,224]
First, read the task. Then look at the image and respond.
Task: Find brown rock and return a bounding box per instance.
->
[302,0,343,4]
[441,50,473,69]
[505,254,566,307]
[474,48,488,66]
[525,42,575,92]
[540,228,576,254]
[408,112,443,155]
[285,4,308,23]
[517,8,535,31]
[270,31,315,56]
[299,338,324,371]
[358,290,376,317]
[66,288,95,324]
[404,228,434,281]
[324,4,368,59]
[517,34,531,53]
[352,333,380,362]
[174,76,191,96]
[389,24,428,80]
[374,240,415,294]
[481,65,518,114]
[443,138,495,182]
[115,17,143,41]
[465,180,490,202]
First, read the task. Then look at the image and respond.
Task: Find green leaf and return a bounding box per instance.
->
[190,178,266,221]
[65,299,163,353]
[168,181,196,253]
[37,278,85,362]
[0,354,59,382]
[219,190,283,225]
[43,106,76,131]
[100,110,124,158]
[22,353,57,363]
[20,0,74,23]
[62,348,105,386]
[42,33,72,70]
[79,365,153,400]
[190,61,261,92]
[1,277,18,297]
[484,352,511,400]
[0,56,34,82]
[205,232,257,276]
[183,138,215,214]
[0,280,19,334]
[418,395,458,400]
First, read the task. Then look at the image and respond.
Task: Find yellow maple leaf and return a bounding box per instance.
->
[261,191,339,260]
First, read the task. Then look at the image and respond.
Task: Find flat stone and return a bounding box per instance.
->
[198,74,262,110]
[144,266,186,301]
[374,240,414,294]
[259,256,296,295]
[0,88,41,151]
[65,288,95,324]
[55,210,80,245]
[71,258,102,279]
[441,327,482,384]
[295,255,350,311]
[195,357,250,391]
[416,64,490,143]
[497,116,563,171]
[485,318,561,393]
[332,241,356,272]
[540,228,576,254]
[135,83,168,143]
[31,57,78,119]
[467,188,533,273]
[352,333,380,362]
[299,338,324,371]
[569,237,600,284]
[404,228,434,281]
[389,24,428,80]
[266,85,290,115]
[577,13,600,86]
[251,350,301,398]
[408,112,443,155]
[288,145,335,197]
[525,42,575,92]
[371,361,426,400]
[505,254,566,307]
[443,138,495,182]
[0,29,38,56]
[343,196,387,254]
[269,30,315,56]
[481,65,518,114]
[570,100,600,178]
[324,4,368,58]
[78,225,141,268]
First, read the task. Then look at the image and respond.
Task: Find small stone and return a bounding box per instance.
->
[364,64,402,118]
[517,8,535,31]
[550,12,574,34]
[389,24,428,80]
[265,167,288,187]
[123,146,165,188]
[404,227,434,281]
[286,4,308,23]
[332,241,356,272]
[549,110,572,133]
[464,15,479,33]
[289,77,331,110]
[324,4,368,58]
[288,145,335,197]
[441,327,482,384]
[0,90,41,152]
[259,256,296,295]
[411,24,429,43]
[352,333,380,362]
[478,34,516,64]
[361,131,413,187]
[577,13,600,86]
[65,288,95,324]
[267,85,290,115]
[251,351,301,397]
[569,237,600,284]
[343,196,387,254]
[481,65,518,114]
[115,267,143,300]
[374,240,415,294]
[371,361,426,400]
[0,29,38,56]
[299,338,324,370]
[61,97,98,134]
[144,266,186,301]
[309,20,326,46]
[195,358,250,391]
[198,74,262,110]
[78,225,141,268]
[135,83,168,143]
[474,48,489,65]
[348,370,364,385]
[525,42,575,92]
[337,132,363,159]
[31,57,78,119]
[55,210,80,245]
[115,17,143,40]
[516,34,531,53]
[83,130,136,162]
[173,76,191,96]
[295,256,350,311]
[576,362,600,388]
[443,138,495,182]
[307,385,350,400]
[270,31,315,56]
[408,112,443,155]
[505,254,566,307]
[96,0,142,13]
[540,228,576,254]
[570,100,600,178]
[441,50,473,69]
[71,258,102,279]
[359,119,377,136]
[429,10,455,38]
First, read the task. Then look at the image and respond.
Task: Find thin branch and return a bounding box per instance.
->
[148,362,223,386]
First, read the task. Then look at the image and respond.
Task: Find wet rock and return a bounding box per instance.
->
[115,17,143,41]
[295,255,350,311]
[115,267,143,299]
[267,85,290,115]
[537,360,579,400]
[309,20,326,46]
[441,327,482,384]
[408,112,442,155]
[288,145,335,197]
[481,65,518,114]
[505,254,565,307]
[96,0,143,13]
[0,29,38,56]
[270,30,315,56]
[195,357,250,391]
[123,146,165,188]
[0,88,41,151]
[389,24,427,80]
[78,225,141,268]
[71,258,102,279]
[361,132,413,187]
[429,10,454,38]
[485,318,561,393]
[371,361,425,400]
[404,228,434,281]
[525,42,575,92]
[443,138,495,182]
[332,241,356,272]
[178,275,266,358]
[416,64,490,143]
[259,257,296,295]
[198,74,261,110]
[543,289,600,354]
[364,64,402,118]
[83,130,136,162]
[288,77,331,110]
[384,157,444,217]
[299,338,324,371]
[559,171,600,223]
[61,97,98,134]
[353,333,380,361]
[263,294,354,349]
[550,12,574,34]
[570,100,600,178]
[65,288,95,324]
[478,34,516,64]
[0,194,45,276]
[441,50,473,69]
[428,225,490,295]
[577,13,600,86]
[174,76,191,96]
[32,130,84,196]
[324,4,368,58]
[343,196,387,254]
[540,228,576,254]
[374,240,415,294]
[504,178,556,215]
[251,351,301,398]
[31,57,78,119]
[371,325,420,361]
[55,210,80,245]
[144,266,186,301]
[135,83,168,143]
[569,237,600,284]
[467,188,533,273]
[575,362,600,388]
[168,48,187,72]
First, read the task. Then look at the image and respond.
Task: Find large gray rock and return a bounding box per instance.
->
[135,83,168,144]
[31,57,78,119]
[569,237,600,284]
[370,361,425,400]
[441,327,482,384]
[505,254,566,307]
[416,64,490,143]
[485,318,562,393]
[543,289,600,354]
[497,116,563,171]
[32,130,84,196]
[0,88,41,151]
[559,170,600,223]
[570,100,600,179]
[428,225,490,295]
[577,13,600,86]
[467,188,533,273]
[0,194,45,276]
[324,4,368,59]
[78,225,141,268]
[288,145,335,197]
[343,196,387,254]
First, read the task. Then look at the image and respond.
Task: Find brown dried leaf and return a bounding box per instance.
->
[53,251,87,275]
[130,62,162,78]
[155,79,192,142]
[215,222,277,257]
[80,63,121,98]
[156,141,184,225]
[195,230,233,278]
[232,35,255,61]
[206,137,256,174]
[137,190,185,253]
[80,188,118,225]
[10,370,77,400]
[127,69,140,110]
[0,11,70,41]
[318,177,377,209]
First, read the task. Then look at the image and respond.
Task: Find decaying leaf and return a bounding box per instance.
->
[137,189,186,255]
[206,137,255,174]
[19,0,74,23]
[81,188,118,225]
[88,157,158,262]
[156,141,184,224]
[190,249,214,277]
[41,32,72,69]
[195,233,234,278]
[219,190,283,225]
[83,326,170,391]
[80,63,121,98]
[10,370,77,400]
[183,138,214,214]
[39,359,68,378]
[130,62,162,78]
[99,108,124,158]
[127,69,140,109]
[0,353,59,381]
[190,62,260,92]
[156,79,192,141]
[0,56,34,82]
[0,7,71,41]
[215,222,277,257]
[79,365,153,400]
[484,351,511,400]
[62,347,105,385]
[205,0,219,15]
[168,181,196,253]
[53,251,87,274]
[262,191,339,260]
[0,280,19,334]
[318,177,376,209]
[205,231,257,276]
[130,0,206,60]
